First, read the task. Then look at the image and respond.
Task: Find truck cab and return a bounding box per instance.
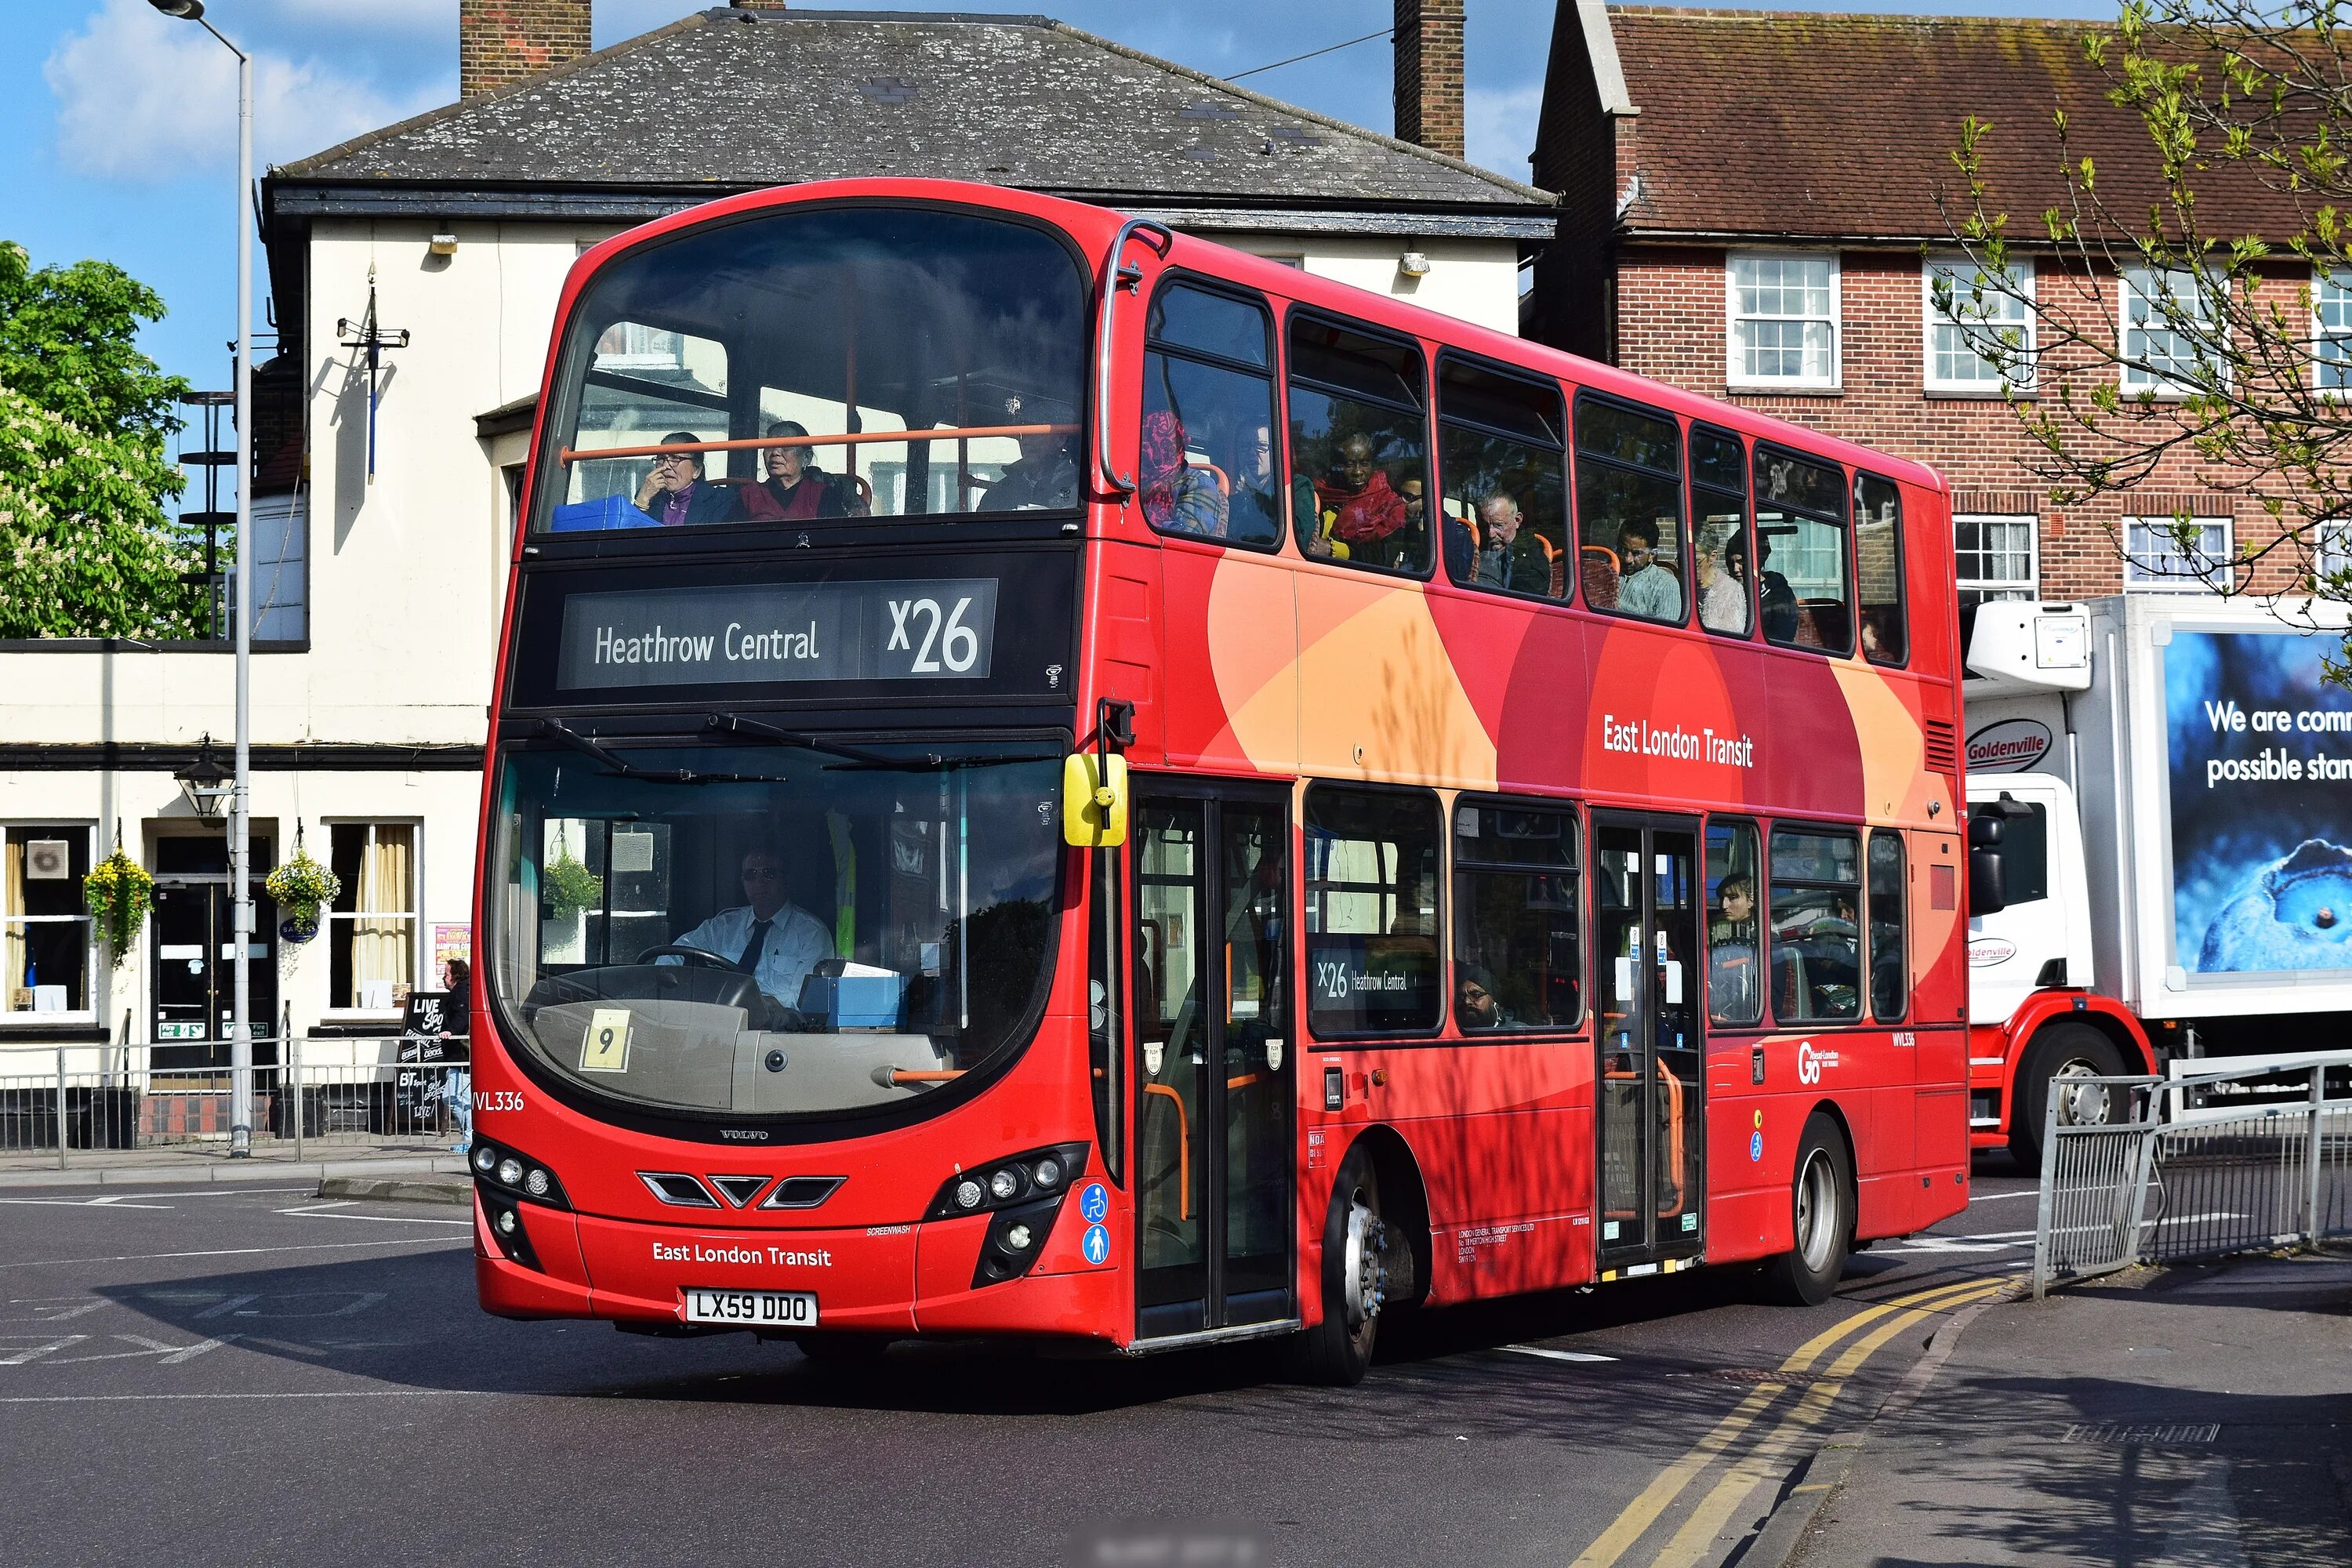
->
[1964,769,2092,1025]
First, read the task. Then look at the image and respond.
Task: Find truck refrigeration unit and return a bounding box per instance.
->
[1963,595,2352,1167]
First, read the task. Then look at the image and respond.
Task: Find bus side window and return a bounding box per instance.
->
[1854,474,1907,666]
[1452,799,1581,1031]
[1287,315,1432,575]
[1704,821,1762,1027]
[1304,786,1443,1036]
[1573,394,1687,624]
[1768,826,1860,1022]
[1690,426,1754,637]
[1753,445,1853,655]
[1141,281,1281,548]
[1436,358,1570,601]
[1867,830,1907,1022]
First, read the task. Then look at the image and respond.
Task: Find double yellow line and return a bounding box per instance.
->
[1569,1276,2008,1568]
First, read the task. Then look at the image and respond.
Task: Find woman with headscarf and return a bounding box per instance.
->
[1138,408,1228,538]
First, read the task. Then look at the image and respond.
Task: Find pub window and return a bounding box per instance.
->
[1704,820,1762,1028]
[1287,315,1432,575]
[1753,445,1853,655]
[1142,280,1282,548]
[1437,357,1569,601]
[1854,474,1907,665]
[1574,394,1687,624]
[1769,826,1860,1023]
[330,824,417,1012]
[1304,787,1442,1036]
[1867,830,1908,1022]
[3,826,94,1021]
[1690,425,1753,637]
[1452,799,1581,1033]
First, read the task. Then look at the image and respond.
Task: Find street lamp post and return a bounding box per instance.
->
[149,0,256,1154]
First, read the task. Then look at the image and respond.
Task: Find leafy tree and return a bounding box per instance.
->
[1941,0,2352,670]
[0,241,198,638]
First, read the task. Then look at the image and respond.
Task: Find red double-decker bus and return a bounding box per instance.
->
[469,179,1969,1382]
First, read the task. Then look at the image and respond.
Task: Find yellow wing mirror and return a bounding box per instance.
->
[1062,751,1129,848]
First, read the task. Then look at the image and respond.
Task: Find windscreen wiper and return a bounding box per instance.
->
[704,713,919,768]
[535,718,789,786]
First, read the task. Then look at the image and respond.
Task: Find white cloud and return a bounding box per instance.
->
[45,0,444,180]
[1465,83,1543,182]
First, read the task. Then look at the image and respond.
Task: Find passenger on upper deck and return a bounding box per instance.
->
[1696,521,1747,633]
[663,843,835,1011]
[1468,494,1549,595]
[1308,433,1409,566]
[1138,409,1229,537]
[734,420,848,522]
[1615,517,1684,622]
[1738,533,1799,642]
[1229,423,1283,541]
[632,434,737,528]
[979,396,1079,511]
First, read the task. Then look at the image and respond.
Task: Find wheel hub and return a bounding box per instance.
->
[2053,1060,2113,1127]
[1341,1197,1388,1328]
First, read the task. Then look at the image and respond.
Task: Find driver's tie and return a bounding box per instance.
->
[735,918,772,975]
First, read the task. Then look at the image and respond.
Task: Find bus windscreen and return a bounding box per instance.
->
[540,205,1089,532]
[487,740,1062,1121]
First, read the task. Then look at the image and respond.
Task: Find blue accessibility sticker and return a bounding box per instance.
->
[1078,1181,1109,1224]
[1081,1223,1111,1266]
[1749,1131,1764,1163]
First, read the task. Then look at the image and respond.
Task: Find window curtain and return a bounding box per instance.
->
[352,828,413,999]
[3,839,22,1012]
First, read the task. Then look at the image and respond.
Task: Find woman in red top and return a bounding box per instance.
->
[735,420,848,521]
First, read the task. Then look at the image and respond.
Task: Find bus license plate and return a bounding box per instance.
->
[682,1288,818,1327]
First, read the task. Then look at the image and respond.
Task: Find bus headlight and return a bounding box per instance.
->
[974,1196,1065,1288]
[955,1178,985,1210]
[497,1157,525,1188]
[926,1144,1089,1222]
[989,1167,1023,1202]
[1032,1156,1064,1190]
[470,1138,572,1211]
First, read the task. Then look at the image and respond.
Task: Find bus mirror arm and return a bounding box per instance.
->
[1094,219,1174,498]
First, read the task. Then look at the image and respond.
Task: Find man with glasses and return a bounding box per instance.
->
[630,431,738,528]
[666,844,835,1008]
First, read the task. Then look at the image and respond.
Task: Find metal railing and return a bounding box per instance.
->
[0,1040,470,1167]
[2034,1050,2352,1296]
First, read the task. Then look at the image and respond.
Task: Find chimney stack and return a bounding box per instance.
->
[1393,0,1465,159]
[460,0,593,101]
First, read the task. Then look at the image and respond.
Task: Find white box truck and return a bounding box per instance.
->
[1964,595,2352,1165]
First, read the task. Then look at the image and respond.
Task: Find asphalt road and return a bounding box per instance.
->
[0,1164,2042,1567]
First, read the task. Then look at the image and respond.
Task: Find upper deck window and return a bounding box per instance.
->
[1437,358,1568,601]
[1142,280,1280,547]
[1574,395,1686,625]
[1853,474,1907,665]
[1287,316,1432,575]
[1690,426,1752,637]
[538,205,1089,534]
[1753,445,1852,655]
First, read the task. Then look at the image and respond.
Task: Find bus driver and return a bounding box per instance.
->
[665,844,835,1009]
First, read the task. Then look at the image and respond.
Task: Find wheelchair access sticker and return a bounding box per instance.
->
[1077,1182,1109,1224]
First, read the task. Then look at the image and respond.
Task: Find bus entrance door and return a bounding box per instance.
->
[1592,815,1707,1271]
[1130,787,1294,1341]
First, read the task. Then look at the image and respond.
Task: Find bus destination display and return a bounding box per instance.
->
[556,579,1000,689]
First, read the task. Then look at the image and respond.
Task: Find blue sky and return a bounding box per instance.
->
[6,0,2114,422]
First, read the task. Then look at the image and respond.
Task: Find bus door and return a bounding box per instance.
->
[1592,814,1706,1268]
[1130,785,1294,1341]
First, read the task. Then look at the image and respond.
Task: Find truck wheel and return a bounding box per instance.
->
[2008,1024,2126,1174]
[1291,1145,1388,1386]
[1762,1113,1852,1307]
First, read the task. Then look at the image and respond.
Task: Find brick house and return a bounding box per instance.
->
[1529,4,2342,629]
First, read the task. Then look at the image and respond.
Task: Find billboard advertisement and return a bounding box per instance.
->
[2165,626,2352,976]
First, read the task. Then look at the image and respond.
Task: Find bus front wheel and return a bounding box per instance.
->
[1763,1113,1852,1307]
[1293,1146,1388,1386]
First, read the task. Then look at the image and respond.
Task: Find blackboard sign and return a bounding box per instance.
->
[401,989,467,1045]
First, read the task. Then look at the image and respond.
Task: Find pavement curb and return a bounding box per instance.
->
[317,1174,473,1205]
[0,1153,470,1189]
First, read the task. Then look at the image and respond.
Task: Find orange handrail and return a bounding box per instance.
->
[1225,1072,1262,1091]
[1142,1082,1189,1221]
[559,422,1080,466]
[882,1068,965,1086]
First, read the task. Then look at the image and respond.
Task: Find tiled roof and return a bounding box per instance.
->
[1605,6,2308,241]
[274,8,1550,225]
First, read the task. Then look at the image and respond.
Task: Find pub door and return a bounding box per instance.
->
[1129,785,1295,1341]
[1591,814,1707,1269]
[151,836,277,1073]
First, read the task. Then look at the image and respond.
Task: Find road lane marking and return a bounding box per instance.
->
[1569,1276,2004,1568]
[1499,1345,1619,1363]
[1645,1283,2006,1568]
[0,1199,176,1210]
[0,1389,481,1403]
[274,1210,472,1227]
[0,1336,88,1365]
[0,1238,463,1271]
[1965,1189,2042,1203]
[277,1202,357,1214]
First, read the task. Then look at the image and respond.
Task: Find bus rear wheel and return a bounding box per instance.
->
[1763,1113,1852,1307]
[2008,1023,2126,1174]
[1292,1146,1388,1386]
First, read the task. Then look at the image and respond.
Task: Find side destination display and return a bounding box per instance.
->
[557,579,1000,690]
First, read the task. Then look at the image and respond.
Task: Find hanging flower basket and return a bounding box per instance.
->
[265,848,341,943]
[543,852,604,923]
[83,846,154,962]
